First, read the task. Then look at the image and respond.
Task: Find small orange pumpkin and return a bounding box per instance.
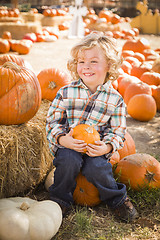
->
[72,124,100,153]
[118,132,136,160]
[117,75,141,97]
[37,68,70,101]
[127,94,157,121]
[115,153,160,190]
[0,62,41,125]
[73,172,101,207]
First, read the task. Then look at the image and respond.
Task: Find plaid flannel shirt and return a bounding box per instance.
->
[46,79,126,156]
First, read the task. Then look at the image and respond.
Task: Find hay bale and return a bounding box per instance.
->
[0,100,53,199]
[0,17,23,23]
[41,15,72,27]
[21,12,43,22]
[0,22,42,39]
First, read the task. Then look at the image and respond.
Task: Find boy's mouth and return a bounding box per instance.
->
[83,73,94,76]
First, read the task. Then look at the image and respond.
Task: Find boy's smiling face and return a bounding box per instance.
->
[77,45,109,93]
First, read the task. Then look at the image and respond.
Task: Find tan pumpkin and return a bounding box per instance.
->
[72,124,100,153]
[124,81,152,105]
[140,72,160,86]
[37,68,70,101]
[118,132,136,160]
[127,94,157,121]
[73,172,101,207]
[115,153,160,190]
[0,62,41,125]
[0,197,62,240]
[152,58,160,73]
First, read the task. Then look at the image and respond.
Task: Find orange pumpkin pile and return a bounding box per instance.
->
[113,37,160,121]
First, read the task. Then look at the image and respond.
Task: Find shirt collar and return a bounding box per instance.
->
[72,78,112,92]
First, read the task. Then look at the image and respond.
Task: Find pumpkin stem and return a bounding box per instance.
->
[20,202,30,211]
[2,61,21,72]
[48,81,56,89]
[145,170,156,183]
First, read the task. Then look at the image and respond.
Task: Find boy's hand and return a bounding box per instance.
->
[58,129,87,153]
[86,141,113,157]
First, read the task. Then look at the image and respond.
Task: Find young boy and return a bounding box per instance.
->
[46,32,139,222]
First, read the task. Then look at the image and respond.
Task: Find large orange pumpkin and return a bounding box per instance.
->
[127,94,157,121]
[118,132,136,160]
[73,172,101,207]
[124,81,152,105]
[72,124,100,153]
[37,68,70,101]
[140,72,160,86]
[0,62,41,125]
[122,37,151,53]
[115,153,160,190]
[0,54,33,71]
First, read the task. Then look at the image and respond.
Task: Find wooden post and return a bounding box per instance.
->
[11,0,18,8]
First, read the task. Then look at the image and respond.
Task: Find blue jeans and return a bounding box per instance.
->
[49,148,127,208]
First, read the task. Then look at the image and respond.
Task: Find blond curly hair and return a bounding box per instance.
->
[67,32,122,83]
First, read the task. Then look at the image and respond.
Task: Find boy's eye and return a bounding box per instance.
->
[91,61,97,63]
[78,61,84,64]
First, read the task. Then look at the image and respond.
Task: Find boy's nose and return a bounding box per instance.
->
[84,62,90,68]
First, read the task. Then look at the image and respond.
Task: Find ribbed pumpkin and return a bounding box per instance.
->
[37,68,70,101]
[73,172,101,207]
[118,132,136,160]
[140,72,160,86]
[124,81,152,105]
[127,94,157,121]
[0,54,33,71]
[72,124,100,153]
[0,62,41,125]
[115,153,160,190]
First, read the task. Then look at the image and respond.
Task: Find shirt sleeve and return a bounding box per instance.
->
[46,90,69,150]
[103,99,126,152]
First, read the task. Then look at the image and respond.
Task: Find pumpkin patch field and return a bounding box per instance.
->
[0,33,160,240]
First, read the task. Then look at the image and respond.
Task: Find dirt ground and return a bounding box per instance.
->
[21,33,160,160]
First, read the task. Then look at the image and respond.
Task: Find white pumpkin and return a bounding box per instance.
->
[0,197,62,240]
